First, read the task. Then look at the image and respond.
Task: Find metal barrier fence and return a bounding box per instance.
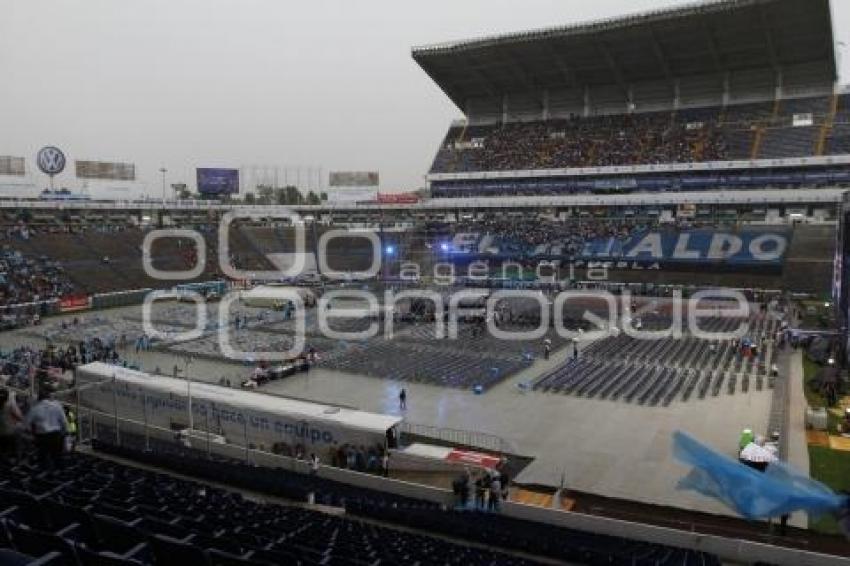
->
[69,402,455,507]
[399,421,516,454]
[90,288,153,310]
[79,405,273,469]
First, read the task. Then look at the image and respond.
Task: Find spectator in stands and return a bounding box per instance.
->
[0,389,23,463]
[0,247,76,307]
[474,474,486,509]
[432,110,729,175]
[499,469,511,502]
[25,388,69,470]
[489,472,502,511]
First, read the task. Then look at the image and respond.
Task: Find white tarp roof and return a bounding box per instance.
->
[78,362,403,434]
[403,443,453,460]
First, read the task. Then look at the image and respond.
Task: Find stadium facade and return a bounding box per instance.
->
[2,2,850,565]
[414,0,849,198]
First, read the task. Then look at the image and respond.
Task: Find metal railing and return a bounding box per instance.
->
[67,402,455,507]
[399,421,516,454]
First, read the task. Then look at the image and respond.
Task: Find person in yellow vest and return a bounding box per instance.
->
[738,428,754,453]
[65,407,78,453]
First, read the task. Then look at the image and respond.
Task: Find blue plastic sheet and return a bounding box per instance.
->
[672,431,846,519]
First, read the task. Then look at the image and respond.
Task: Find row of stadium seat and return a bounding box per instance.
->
[1,449,535,566]
[534,358,773,406]
[76,435,720,566]
[430,94,850,174]
[314,339,532,390]
[533,317,778,404]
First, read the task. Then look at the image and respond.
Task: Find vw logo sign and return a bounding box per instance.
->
[36,146,66,176]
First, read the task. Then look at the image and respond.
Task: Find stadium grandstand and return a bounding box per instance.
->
[3,0,850,565]
[414,0,850,198]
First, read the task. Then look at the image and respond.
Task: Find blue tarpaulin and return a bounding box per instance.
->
[673,431,846,520]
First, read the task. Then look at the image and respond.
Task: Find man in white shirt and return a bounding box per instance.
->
[25,389,68,470]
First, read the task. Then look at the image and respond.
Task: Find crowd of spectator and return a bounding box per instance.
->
[269,439,390,476]
[0,248,76,307]
[1,221,143,238]
[433,111,728,173]
[331,443,389,475]
[431,95,843,174]
[0,332,127,392]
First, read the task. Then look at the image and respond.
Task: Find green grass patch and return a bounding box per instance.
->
[802,355,843,433]
[808,445,850,533]
[803,355,826,408]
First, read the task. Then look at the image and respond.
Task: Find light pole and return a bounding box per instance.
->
[185,355,194,430]
[159,167,167,201]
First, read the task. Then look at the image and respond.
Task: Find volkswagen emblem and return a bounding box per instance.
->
[36,146,66,176]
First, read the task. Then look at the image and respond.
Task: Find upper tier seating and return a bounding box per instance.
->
[430,95,841,174]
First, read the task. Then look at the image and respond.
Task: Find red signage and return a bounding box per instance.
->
[59,294,90,313]
[376,192,419,204]
[445,449,501,469]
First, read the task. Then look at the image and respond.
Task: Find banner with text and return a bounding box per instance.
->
[450,228,791,268]
[197,168,240,195]
[329,171,379,187]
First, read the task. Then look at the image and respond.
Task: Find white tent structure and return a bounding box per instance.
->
[76,362,402,452]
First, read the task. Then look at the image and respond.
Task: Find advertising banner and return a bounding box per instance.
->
[376,192,419,204]
[197,168,240,195]
[0,156,25,176]
[75,160,136,181]
[59,294,91,313]
[329,171,379,187]
[451,228,791,268]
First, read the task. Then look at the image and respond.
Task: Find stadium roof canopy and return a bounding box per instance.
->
[412,0,837,113]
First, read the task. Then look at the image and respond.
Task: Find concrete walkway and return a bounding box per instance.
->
[786,351,810,476]
[786,350,811,528]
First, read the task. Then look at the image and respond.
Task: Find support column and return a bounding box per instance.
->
[583,86,591,117]
[673,79,681,111]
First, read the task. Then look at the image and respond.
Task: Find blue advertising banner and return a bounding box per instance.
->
[197,168,239,195]
[579,229,790,266]
[450,228,791,268]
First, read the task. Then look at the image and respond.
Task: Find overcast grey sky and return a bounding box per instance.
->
[1,0,848,197]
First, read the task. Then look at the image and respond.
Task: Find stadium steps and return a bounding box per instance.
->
[509,488,554,509]
[750,126,765,159]
[771,97,782,122]
[816,92,839,156]
[782,225,836,294]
